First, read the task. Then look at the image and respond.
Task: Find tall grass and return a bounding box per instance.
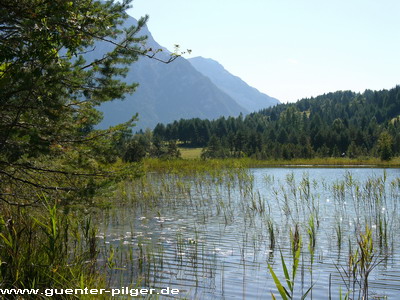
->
[144,157,400,170]
[0,197,105,295]
[108,164,397,298]
[10,159,393,299]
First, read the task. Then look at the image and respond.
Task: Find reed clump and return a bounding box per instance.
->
[84,160,400,299]
[0,198,105,295]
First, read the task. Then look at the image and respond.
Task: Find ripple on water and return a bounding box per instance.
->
[101,168,400,299]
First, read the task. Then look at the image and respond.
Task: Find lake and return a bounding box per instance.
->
[98,167,400,299]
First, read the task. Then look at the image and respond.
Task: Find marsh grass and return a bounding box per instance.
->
[268,225,313,300]
[0,198,105,297]
[113,166,397,298]
[178,147,203,159]
[4,157,398,299]
[150,155,400,167]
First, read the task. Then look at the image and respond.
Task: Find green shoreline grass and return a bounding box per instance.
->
[178,147,400,167]
[144,156,400,174]
[243,157,400,168]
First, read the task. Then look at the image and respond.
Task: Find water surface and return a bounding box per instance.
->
[100,168,400,299]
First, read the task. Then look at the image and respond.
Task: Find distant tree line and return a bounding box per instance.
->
[147,86,400,161]
[118,129,181,162]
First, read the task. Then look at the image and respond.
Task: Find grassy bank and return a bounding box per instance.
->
[146,156,400,173]
[179,147,203,159]
[244,156,400,167]
[143,157,246,174]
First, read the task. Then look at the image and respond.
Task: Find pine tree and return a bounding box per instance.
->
[377,131,393,161]
[0,0,170,204]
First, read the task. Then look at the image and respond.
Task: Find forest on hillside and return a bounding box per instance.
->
[143,87,400,160]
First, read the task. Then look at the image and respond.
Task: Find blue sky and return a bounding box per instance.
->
[128,0,400,103]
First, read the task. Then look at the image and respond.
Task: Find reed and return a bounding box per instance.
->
[268,225,313,300]
[0,197,105,294]
[83,159,400,298]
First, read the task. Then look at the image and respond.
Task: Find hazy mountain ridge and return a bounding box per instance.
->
[188,56,280,112]
[94,16,277,130]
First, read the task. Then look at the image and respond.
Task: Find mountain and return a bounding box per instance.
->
[188,56,280,112]
[94,16,248,130]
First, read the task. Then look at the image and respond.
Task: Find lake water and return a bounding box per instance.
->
[99,167,400,299]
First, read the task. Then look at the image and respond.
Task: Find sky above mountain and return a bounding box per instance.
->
[128,0,400,103]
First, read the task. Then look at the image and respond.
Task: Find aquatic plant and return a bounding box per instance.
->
[93,162,400,299]
[268,225,313,300]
